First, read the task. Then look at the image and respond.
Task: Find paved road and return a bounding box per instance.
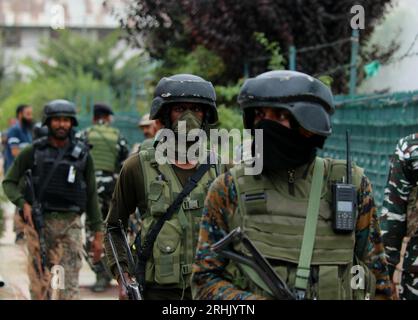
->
[0,201,118,300]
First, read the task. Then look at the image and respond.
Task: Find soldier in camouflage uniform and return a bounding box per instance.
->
[191,70,392,300]
[381,134,418,300]
[78,103,129,292]
[105,74,224,300]
[2,100,103,299]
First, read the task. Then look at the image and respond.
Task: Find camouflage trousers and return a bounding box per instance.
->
[26,213,82,300]
[397,237,418,300]
[399,272,418,299]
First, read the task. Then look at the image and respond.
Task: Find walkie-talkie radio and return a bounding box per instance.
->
[332,130,357,233]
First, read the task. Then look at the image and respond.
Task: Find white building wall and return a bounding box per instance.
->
[0,0,138,78]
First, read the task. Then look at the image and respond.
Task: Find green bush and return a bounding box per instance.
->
[24,30,153,99]
[155,45,226,83]
[253,32,286,71]
[0,72,116,129]
[216,106,243,131]
[0,29,161,129]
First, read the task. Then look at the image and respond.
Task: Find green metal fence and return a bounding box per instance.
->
[321,90,418,208]
[71,90,418,208]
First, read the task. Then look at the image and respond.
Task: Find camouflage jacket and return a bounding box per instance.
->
[381,134,418,298]
[191,171,392,300]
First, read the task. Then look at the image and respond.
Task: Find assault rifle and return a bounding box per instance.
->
[107,220,143,300]
[24,169,48,273]
[211,227,296,300]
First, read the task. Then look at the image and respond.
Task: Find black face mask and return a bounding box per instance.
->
[253,119,318,172]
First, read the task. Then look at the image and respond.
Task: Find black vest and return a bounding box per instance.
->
[32,137,89,213]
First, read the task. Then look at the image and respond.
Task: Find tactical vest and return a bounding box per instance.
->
[32,137,89,214]
[86,124,119,173]
[139,145,221,289]
[228,157,376,300]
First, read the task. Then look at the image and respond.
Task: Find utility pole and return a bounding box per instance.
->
[349,29,359,96]
[288,45,296,70]
[243,61,249,78]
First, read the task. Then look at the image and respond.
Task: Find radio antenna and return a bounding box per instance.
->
[346,130,352,185]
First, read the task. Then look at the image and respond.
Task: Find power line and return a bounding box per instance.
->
[297,37,352,53]
[387,51,418,65]
[315,32,418,78]
[375,32,418,66]
[398,32,418,60]
[314,63,352,77]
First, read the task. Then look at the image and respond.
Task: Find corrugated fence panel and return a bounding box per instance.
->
[321,91,418,208]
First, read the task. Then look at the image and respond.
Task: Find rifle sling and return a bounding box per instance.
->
[136,155,212,285]
[294,157,325,293]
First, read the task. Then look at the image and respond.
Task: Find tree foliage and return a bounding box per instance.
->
[120,0,397,93]
[0,30,157,129]
[154,45,225,83]
[253,32,286,71]
[24,30,154,100]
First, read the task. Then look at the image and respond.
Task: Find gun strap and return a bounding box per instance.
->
[136,155,212,284]
[295,157,324,294]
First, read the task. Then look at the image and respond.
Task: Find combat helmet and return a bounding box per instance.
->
[238,70,334,136]
[150,74,218,127]
[42,99,78,126]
